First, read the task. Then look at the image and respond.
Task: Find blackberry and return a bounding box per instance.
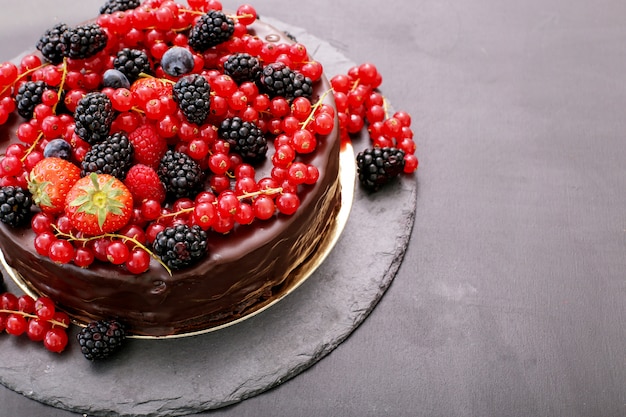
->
[158,150,205,200]
[188,10,235,53]
[152,224,208,270]
[63,23,108,60]
[256,62,313,101]
[36,23,69,64]
[77,319,126,361]
[356,147,406,192]
[0,186,33,228]
[99,0,140,14]
[173,74,211,126]
[218,117,267,163]
[223,53,262,84]
[81,132,134,179]
[113,48,151,82]
[74,92,115,145]
[14,80,47,119]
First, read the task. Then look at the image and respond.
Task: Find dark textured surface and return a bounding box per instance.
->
[2,0,626,417]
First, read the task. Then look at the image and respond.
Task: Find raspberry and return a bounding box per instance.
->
[74,92,115,145]
[15,80,48,119]
[62,23,108,60]
[113,48,152,83]
[77,319,126,361]
[123,164,166,204]
[99,0,140,14]
[223,53,262,84]
[36,23,70,64]
[128,124,168,169]
[188,10,235,53]
[218,117,268,163]
[356,147,406,192]
[158,150,205,200]
[152,224,208,270]
[256,62,313,101]
[173,74,211,126]
[0,186,33,227]
[81,132,134,179]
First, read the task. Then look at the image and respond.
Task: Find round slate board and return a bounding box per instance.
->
[0,18,418,417]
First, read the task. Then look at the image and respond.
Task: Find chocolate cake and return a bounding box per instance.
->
[0,3,342,337]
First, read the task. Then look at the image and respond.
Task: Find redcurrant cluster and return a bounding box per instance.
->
[0,291,70,353]
[331,63,418,174]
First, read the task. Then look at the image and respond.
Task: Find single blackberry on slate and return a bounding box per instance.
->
[74,92,115,145]
[188,10,235,53]
[62,23,108,60]
[113,48,151,82]
[77,319,126,361]
[81,132,134,179]
[172,74,211,126]
[99,0,140,14]
[218,117,268,163]
[0,186,33,227]
[36,23,69,64]
[356,147,406,192]
[158,150,205,200]
[256,62,313,101]
[223,53,262,84]
[14,80,48,119]
[152,223,208,270]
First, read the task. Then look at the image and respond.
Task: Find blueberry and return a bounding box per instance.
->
[43,138,73,160]
[102,69,130,89]
[161,46,195,77]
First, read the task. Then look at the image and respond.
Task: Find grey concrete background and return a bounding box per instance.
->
[1,0,626,416]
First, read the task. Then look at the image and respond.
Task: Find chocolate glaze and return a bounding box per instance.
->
[0,18,341,337]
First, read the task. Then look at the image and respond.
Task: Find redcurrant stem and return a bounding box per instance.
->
[0,309,69,328]
[51,58,69,114]
[300,88,333,130]
[138,72,176,86]
[51,225,173,276]
[0,62,49,97]
[20,132,45,163]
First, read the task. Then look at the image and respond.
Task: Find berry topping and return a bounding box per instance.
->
[223,53,262,84]
[36,23,70,64]
[152,223,208,270]
[160,46,195,77]
[172,73,211,126]
[81,132,134,179]
[74,92,115,145]
[113,48,152,83]
[62,23,108,60]
[356,147,406,192]
[99,0,140,14]
[102,68,131,89]
[28,157,82,216]
[188,10,235,53]
[127,123,168,169]
[157,149,204,200]
[77,319,126,360]
[43,138,73,160]
[15,80,48,119]
[123,163,166,204]
[218,117,268,163]
[256,62,313,101]
[64,173,134,235]
[0,186,33,227]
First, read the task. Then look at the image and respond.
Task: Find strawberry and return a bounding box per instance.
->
[65,173,134,235]
[128,123,168,169]
[123,164,166,204]
[130,77,173,103]
[28,157,82,215]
